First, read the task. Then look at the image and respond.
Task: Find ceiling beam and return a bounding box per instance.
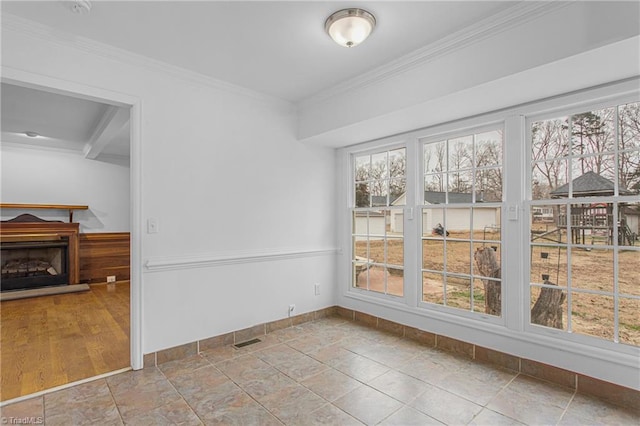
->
[83,105,129,159]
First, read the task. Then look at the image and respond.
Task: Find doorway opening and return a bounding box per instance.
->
[0,73,141,403]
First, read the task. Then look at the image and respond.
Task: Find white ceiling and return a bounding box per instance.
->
[1,83,131,162]
[1,1,523,159]
[2,0,515,103]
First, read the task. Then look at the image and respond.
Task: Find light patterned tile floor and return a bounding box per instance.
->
[1,316,638,425]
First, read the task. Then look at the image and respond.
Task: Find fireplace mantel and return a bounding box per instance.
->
[1,203,88,223]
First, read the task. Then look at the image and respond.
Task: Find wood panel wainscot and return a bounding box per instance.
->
[79,233,130,283]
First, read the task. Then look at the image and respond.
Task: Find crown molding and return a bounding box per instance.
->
[1,13,294,111]
[0,138,85,156]
[299,1,570,108]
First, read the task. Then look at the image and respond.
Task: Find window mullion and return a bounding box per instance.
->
[504,114,526,331]
[404,140,419,307]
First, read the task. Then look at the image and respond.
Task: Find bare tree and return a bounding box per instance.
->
[619,102,640,191]
[424,142,446,192]
[532,118,569,197]
[449,139,472,193]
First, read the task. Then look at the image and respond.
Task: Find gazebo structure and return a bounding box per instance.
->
[549,171,635,245]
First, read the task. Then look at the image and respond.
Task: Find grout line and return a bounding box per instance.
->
[157,362,207,425]
[104,373,126,425]
[557,389,578,426]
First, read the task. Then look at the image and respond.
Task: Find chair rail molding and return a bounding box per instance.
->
[144,247,339,272]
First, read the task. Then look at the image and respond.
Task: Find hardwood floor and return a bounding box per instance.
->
[1,281,130,401]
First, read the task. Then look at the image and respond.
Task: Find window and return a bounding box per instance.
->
[421,130,503,315]
[352,148,406,296]
[529,102,640,346]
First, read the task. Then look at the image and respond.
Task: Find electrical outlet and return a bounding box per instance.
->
[288,304,295,317]
[314,283,320,295]
[107,275,116,283]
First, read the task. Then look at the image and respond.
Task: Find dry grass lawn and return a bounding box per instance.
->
[355,227,639,346]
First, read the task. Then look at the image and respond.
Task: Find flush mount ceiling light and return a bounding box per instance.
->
[24,131,40,138]
[71,0,92,14]
[325,8,376,48]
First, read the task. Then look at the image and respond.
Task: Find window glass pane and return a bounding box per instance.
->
[422,238,444,271]
[424,209,445,238]
[423,272,445,305]
[532,159,569,200]
[355,155,371,181]
[424,174,445,194]
[371,152,388,179]
[446,275,472,311]
[368,236,385,264]
[355,183,371,207]
[475,130,503,167]
[447,170,473,196]
[531,204,556,230]
[619,150,640,194]
[424,141,446,174]
[390,178,406,205]
[530,284,568,330]
[620,203,639,247]
[355,266,370,290]
[619,249,640,296]
[389,148,406,178]
[618,102,640,152]
[387,267,404,297]
[386,237,403,268]
[619,297,640,346]
[353,235,369,260]
[568,203,613,245]
[571,108,615,156]
[472,243,501,278]
[446,241,472,275]
[571,292,614,341]
[571,247,614,293]
[473,207,501,240]
[530,245,568,287]
[474,278,501,316]
[445,208,471,236]
[364,265,388,294]
[532,117,569,162]
[571,155,616,194]
[448,136,473,170]
[476,167,502,202]
[370,181,389,207]
[353,211,368,235]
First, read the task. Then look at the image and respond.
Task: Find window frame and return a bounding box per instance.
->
[524,96,640,354]
[348,141,410,303]
[417,125,506,325]
[338,79,640,364]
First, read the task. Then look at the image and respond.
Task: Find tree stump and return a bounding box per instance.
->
[473,246,565,329]
[473,247,502,316]
[531,280,565,329]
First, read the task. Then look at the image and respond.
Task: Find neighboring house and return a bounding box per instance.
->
[532,206,554,222]
[353,210,386,239]
[390,191,500,233]
[625,207,639,236]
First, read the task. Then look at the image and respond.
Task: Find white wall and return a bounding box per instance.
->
[1,146,130,233]
[2,15,337,354]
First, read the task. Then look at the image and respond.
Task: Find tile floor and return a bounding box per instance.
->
[1,316,638,425]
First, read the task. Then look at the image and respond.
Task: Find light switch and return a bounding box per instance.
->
[147,218,159,234]
[507,204,518,221]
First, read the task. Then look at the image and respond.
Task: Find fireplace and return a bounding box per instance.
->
[1,214,80,292]
[1,237,70,291]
